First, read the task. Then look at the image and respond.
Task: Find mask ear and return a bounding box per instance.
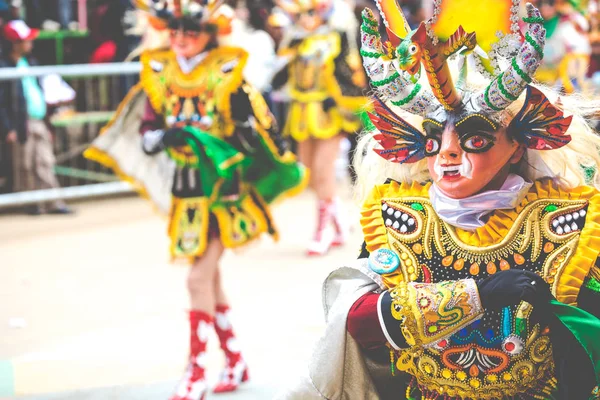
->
[411,22,427,44]
[507,86,572,151]
[369,97,427,164]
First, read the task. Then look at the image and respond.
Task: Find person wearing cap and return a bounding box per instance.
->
[0,19,72,214]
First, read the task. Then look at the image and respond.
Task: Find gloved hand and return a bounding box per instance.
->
[141,129,165,155]
[323,97,336,112]
[161,127,188,148]
[477,269,552,311]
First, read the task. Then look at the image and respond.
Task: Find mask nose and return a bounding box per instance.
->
[438,126,462,161]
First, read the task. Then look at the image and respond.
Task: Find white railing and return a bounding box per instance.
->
[0,62,142,208]
[0,62,141,80]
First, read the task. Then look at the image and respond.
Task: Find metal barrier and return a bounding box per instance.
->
[0,62,141,209]
[0,62,293,210]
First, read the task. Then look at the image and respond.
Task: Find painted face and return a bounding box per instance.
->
[169,29,212,59]
[424,114,525,199]
[297,8,324,32]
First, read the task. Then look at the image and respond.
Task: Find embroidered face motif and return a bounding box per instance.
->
[425,115,525,199]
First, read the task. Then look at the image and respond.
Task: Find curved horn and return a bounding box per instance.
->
[473,3,545,113]
[360,8,438,117]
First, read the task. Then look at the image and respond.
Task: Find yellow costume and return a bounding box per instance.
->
[274,30,368,141]
[86,47,307,262]
[359,179,600,398]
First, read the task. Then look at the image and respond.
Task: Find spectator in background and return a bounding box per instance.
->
[89,0,125,63]
[0,20,72,215]
[266,7,290,51]
[229,0,277,94]
[14,0,74,31]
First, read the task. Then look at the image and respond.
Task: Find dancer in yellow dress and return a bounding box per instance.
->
[86,1,306,399]
[273,0,368,255]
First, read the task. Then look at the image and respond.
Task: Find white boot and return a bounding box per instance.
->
[307,200,335,256]
[331,197,349,247]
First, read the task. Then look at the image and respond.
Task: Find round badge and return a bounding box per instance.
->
[368,248,400,275]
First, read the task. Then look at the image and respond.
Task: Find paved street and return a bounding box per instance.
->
[0,188,363,400]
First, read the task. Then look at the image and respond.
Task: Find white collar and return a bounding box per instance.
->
[429,174,533,230]
[176,52,208,74]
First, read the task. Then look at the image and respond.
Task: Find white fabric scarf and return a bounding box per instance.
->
[429,174,533,230]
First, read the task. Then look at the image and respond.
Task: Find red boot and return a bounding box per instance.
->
[213,304,249,393]
[170,310,212,400]
[307,199,335,256]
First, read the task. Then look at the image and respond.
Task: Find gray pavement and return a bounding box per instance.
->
[0,189,362,399]
[20,381,280,400]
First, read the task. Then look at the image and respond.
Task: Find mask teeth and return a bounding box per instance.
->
[459,152,473,180]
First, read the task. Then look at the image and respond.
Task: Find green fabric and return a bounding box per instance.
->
[550,299,600,386]
[169,126,305,205]
[544,15,560,39]
[357,109,375,132]
[18,58,46,120]
[585,277,600,293]
[249,130,306,204]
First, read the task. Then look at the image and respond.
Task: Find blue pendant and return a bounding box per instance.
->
[368,248,401,275]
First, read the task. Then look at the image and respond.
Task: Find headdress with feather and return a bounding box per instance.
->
[133,0,230,33]
[360,0,574,165]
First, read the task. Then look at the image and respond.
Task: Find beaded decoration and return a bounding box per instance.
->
[360,1,546,117]
[364,182,593,399]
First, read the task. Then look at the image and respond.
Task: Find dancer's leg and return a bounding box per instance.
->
[170,239,224,400]
[213,269,248,393]
[307,135,344,255]
[297,137,315,189]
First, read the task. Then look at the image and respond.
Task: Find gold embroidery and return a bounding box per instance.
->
[139,47,247,138]
[379,197,588,288]
[362,180,600,399]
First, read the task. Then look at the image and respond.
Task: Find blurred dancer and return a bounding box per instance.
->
[273,0,368,256]
[85,1,306,399]
[535,0,592,93]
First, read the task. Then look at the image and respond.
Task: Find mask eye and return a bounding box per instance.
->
[425,137,440,156]
[460,133,495,153]
[409,44,418,55]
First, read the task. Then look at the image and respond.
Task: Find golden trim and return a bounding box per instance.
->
[360,179,600,304]
[218,152,245,170]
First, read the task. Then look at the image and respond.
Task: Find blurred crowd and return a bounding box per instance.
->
[2,0,600,214]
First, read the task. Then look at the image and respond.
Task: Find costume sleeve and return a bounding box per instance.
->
[347,292,388,349]
[271,66,289,91]
[378,279,484,350]
[139,98,164,135]
[331,31,366,98]
[270,38,302,91]
[577,263,600,319]
[553,263,600,400]
[229,81,288,156]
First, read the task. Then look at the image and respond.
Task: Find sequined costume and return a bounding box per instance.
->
[281,181,600,399]
[281,0,600,399]
[86,45,307,261]
[347,180,600,399]
[273,28,367,141]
